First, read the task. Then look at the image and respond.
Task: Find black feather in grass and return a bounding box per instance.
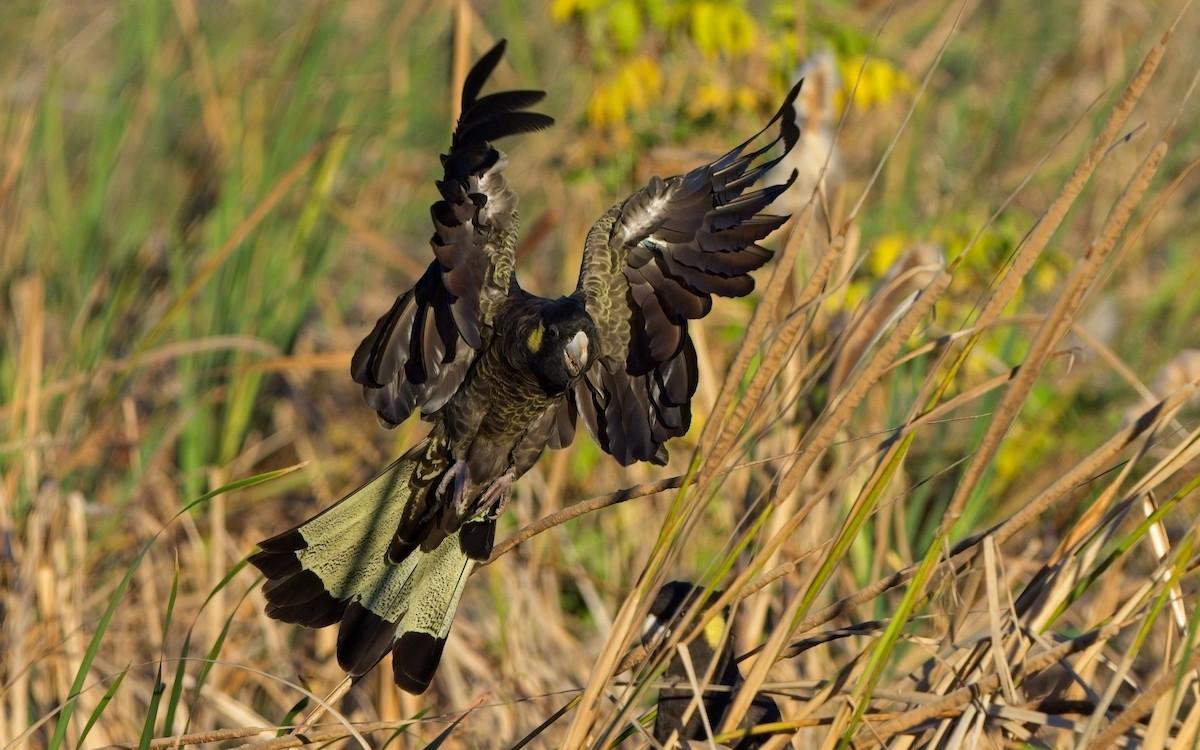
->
[643,581,782,749]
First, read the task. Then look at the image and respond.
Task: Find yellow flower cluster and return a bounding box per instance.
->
[586,56,663,130]
[688,1,757,59]
[837,54,914,111]
[549,0,605,22]
[685,81,763,119]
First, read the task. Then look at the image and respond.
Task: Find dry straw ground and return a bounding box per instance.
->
[4,0,1200,748]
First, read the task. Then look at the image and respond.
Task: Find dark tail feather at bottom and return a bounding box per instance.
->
[249,452,477,693]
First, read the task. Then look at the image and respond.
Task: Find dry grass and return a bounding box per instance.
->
[4,0,1200,748]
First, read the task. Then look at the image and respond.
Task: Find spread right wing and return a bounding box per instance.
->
[565,82,802,464]
[351,40,554,426]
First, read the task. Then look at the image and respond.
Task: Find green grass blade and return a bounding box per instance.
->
[74,669,127,749]
[46,466,299,749]
[160,557,186,737]
[185,560,253,723]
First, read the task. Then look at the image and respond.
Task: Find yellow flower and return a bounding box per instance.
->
[721,3,758,55]
[550,0,603,22]
[838,54,913,110]
[586,57,663,128]
[870,232,909,277]
[690,1,720,59]
[686,82,731,118]
[689,1,758,59]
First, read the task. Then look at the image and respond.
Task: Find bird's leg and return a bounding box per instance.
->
[436,459,469,516]
[477,469,516,520]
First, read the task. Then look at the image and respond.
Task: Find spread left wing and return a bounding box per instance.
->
[351,40,554,426]
[565,82,803,464]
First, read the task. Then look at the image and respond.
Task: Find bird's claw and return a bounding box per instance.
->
[436,459,469,517]
[436,462,514,522]
[478,470,515,520]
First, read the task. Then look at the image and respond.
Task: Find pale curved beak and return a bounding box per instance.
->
[564,330,589,377]
[642,613,668,645]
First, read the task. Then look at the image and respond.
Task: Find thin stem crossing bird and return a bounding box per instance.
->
[251,40,802,695]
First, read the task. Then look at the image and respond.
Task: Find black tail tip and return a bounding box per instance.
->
[337,601,403,677]
[393,631,447,694]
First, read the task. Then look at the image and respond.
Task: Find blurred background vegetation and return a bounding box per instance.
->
[3,0,1200,747]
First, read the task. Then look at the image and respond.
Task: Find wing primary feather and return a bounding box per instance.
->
[472,87,547,108]
[714,151,796,203]
[351,289,412,390]
[707,180,797,232]
[404,288,431,385]
[728,78,803,158]
[459,39,508,112]
[457,112,556,146]
[459,90,547,127]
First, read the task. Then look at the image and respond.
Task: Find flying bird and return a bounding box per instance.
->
[642,581,783,748]
[250,40,801,695]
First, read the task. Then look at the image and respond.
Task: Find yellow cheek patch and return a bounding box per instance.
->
[704,612,727,649]
[526,321,544,353]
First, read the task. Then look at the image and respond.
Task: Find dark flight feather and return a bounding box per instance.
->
[459,39,507,110]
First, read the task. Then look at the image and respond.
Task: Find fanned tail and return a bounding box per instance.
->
[250,445,478,693]
[389,534,474,693]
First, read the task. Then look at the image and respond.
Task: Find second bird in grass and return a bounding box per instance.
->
[644,582,783,749]
[250,40,801,694]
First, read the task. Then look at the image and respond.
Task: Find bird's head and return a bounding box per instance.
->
[642,581,729,652]
[524,297,598,393]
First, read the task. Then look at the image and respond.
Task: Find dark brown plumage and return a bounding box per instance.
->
[644,582,782,749]
[251,39,802,694]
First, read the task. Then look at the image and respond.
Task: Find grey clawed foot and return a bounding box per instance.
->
[436,459,470,517]
[478,470,515,520]
[436,462,513,522]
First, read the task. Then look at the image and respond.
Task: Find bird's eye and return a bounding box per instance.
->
[548,324,559,338]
